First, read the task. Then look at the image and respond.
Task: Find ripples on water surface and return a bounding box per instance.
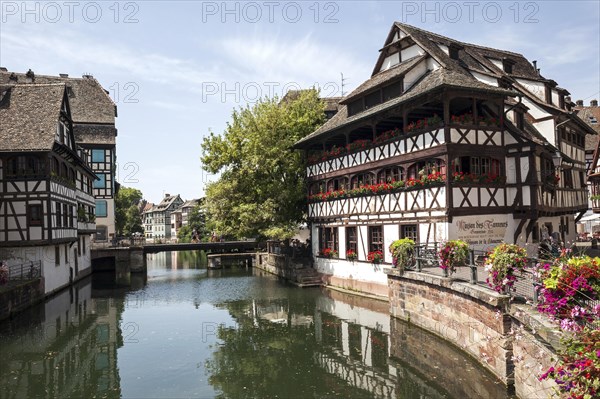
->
[0,251,511,399]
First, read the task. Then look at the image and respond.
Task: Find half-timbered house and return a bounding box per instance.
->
[294,23,596,296]
[0,83,97,295]
[142,194,184,242]
[0,69,118,244]
[577,100,600,219]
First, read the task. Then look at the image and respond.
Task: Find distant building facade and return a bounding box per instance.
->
[580,100,600,217]
[0,69,118,244]
[0,82,97,294]
[170,199,200,240]
[142,194,184,241]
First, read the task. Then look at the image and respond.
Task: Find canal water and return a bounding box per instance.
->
[0,251,512,399]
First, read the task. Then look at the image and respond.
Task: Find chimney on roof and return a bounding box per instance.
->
[0,67,7,72]
[591,99,598,107]
[576,100,584,106]
[25,69,35,83]
[59,73,69,78]
[165,193,170,198]
[82,74,93,79]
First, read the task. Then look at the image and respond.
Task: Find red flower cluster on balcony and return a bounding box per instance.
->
[373,128,401,145]
[450,112,499,126]
[405,114,443,133]
[452,171,506,184]
[367,250,384,263]
[308,174,446,203]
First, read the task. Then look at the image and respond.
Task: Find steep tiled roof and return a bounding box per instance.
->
[74,124,117,145]
[0,71,116,124]
[156,194,182,211]
[395,23,539,80]
[295,23,590,148]
[0,83,65,152]
[574,106,600,151]
[295,67,513,146]
[341,55,425,104]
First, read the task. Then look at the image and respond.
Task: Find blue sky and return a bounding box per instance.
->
[1,1,599,203]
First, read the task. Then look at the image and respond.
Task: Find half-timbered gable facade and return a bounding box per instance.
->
[294,23,596,295]
[576,100,600,215]
[0,69,118,243]
[142,194,184,241]
[0,83,97,294]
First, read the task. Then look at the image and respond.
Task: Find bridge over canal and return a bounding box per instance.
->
[91,240,263,275]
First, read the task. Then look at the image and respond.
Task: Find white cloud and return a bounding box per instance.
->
[217,33,372,95]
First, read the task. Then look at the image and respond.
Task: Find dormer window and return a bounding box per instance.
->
[448,44,461,60]
[545,84,552,104]
[365,91,381,109]
[502,58,515,74]
[514,109,524,130]
[347,99,364,116]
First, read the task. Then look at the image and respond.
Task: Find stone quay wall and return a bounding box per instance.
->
[0,278,44,322]
[387,269,561,398]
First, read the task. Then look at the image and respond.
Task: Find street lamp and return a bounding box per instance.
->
[552,151,562,169]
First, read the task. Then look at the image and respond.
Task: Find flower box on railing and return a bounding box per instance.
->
[451,172,506,185]
[307,178,445,203]
[307,117,446,166]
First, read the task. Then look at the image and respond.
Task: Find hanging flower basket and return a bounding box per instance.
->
[483,243,527,293]
[438,240,469,275]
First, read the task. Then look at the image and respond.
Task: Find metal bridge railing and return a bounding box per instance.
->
[3,260,42,281]
[404,243,541,304]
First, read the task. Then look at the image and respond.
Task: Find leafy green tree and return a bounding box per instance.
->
[201,90,325,239]
[115,186,144,236]
[177,202,209,243]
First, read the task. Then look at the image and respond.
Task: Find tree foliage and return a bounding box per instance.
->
[115,186,144,236]
[177,202,209,243]
[201,90,325,239]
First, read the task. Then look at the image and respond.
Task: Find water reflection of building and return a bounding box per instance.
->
[314,290,510,399]
[0,277,123,398]
[314,292,397,398]
[145,250,206,271]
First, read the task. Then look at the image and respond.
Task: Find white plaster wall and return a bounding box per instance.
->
[383,225,399,263]
[380,52,400,71]
[426,57,441,71]
[404,59,427,90]
[401,44,424,60]
[314,257,389,285]
[516,79,546,102]
[338,227,347,259]
[488,58,503,70]
[471,71,498,87]
[436,43,449,55]
[551,90,560,107]
[1,245,71,294]
[357,225,369,261]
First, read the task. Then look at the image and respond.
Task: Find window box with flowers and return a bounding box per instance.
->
[452,172,506,185]
[405,114,443,133]
[307,174,447,204]
[483,243,527,293]
[367,250,384,264]
[320,248,338,259]
[346,249,358,261]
